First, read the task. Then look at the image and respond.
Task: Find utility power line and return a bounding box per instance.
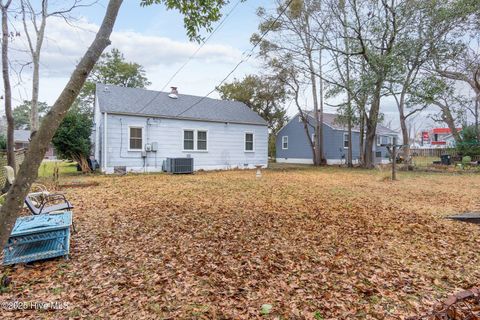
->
[176,0,294,117]
[135,0,293,117]
[134,0,242,114]
[159,0,242,93]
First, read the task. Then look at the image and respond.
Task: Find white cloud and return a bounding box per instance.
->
[36,16,242,72]
[111,31,242,68]
[10,15,245,107]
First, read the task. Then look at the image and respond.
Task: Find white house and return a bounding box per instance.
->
[93,84,268,173]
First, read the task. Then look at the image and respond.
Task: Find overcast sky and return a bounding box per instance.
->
[7,0,471,136]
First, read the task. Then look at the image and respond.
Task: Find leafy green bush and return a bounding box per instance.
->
[456,126,480,157]
[52,106,92,171]
[0,135,6,150]
[462,156,472,164]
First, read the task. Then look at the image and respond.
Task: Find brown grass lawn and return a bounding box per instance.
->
[1,166,480,319]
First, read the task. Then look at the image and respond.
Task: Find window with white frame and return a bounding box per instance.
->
[183,130,194,150]
[282,136,288,149]
[129,127,143,150]
[184,130,208,151]
[377,135,392,146]
[343,133,349,148]
[245,133,254,151]
[197,130,207,150]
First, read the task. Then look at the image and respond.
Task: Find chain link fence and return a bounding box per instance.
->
[410,148,480,168]
[0,149,26,189]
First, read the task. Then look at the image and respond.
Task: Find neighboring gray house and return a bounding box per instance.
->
[14,129,56,159]
[276,112,398,165]
[93,84,268,173]
[13,129,31,150]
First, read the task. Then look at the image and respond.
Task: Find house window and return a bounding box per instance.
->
[184,130,194,150]
[343,133,349,148]
[184,129,208,151]
[129,127,143,150]
[245,133,254,151]
[282,136,288,149]
[197,130,207,150]
[377,135,391,146]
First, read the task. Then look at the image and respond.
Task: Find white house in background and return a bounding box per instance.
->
[92,84,268,173]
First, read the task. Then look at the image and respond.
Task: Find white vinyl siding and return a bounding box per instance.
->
[101,114,268,173]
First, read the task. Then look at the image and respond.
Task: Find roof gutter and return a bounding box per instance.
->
[101,111,268,127]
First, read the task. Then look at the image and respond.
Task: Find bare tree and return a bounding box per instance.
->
[274,59,317,160]
[254,0,325,165]
[1,0,14,171]
[318,0,404,168]
[318,0,355,166]
[340,0,353,167]
[0,0,123,246]
[21,0,92,133]
[349,0,401,168]
[387,0,476,164]
[411,77,466,144]
[435,60,480,141]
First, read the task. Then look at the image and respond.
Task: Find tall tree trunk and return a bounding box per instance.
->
[364,80,383,168]
[318,48,326,164]
[0,0,123,246]
[475,95,479,142]
[475,71,480,141]
[359,110,365,164]
[341,0,352,167]
[318,48,324,164]
[347,116,352,166]
[1,1,14,171]
[397,89,411,166]
[399,113,409,157]
[308,50,320,166]
[30,58,40,131]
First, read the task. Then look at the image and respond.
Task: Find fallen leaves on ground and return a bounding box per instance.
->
[1,167,480,319]
[407,287,480,319]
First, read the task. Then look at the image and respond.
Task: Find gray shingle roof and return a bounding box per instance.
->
[14,129,31,142]
[306,111,398,136]
[96,84,267,126]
